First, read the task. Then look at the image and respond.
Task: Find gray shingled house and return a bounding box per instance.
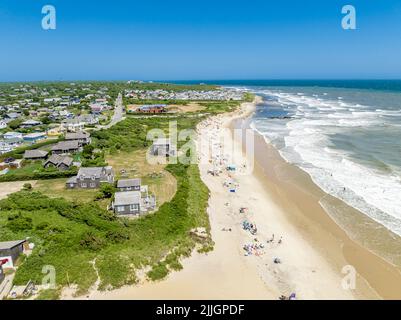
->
[112,191,141,215]
[65,131,91,146]
[66,166,114,189]
[51,140,80,155]
[44,154,73,171]
[23,149,48,160]
[150,138,176,157]
[117,178,141,192]
[0,240,27,268]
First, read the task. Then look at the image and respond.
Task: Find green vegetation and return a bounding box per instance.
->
[0,81,252,299]
[0,163,210,297]
[35,178,101,204]
[35,289,62,300]
[0,101,217,298]
[0,162,78,182]
[0,138,61,162]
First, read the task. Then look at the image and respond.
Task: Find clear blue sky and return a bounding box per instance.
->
[1,0,401,81]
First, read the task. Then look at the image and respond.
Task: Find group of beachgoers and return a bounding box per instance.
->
[198,115,296,300]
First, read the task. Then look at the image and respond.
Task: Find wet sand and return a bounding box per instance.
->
[234,109,401,300]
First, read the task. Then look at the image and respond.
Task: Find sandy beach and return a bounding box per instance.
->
[71,96,401,300]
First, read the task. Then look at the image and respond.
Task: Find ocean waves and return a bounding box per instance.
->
[250,87,401,236]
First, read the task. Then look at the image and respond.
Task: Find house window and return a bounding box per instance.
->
[117,206,125,212]
[130,204,139,212]
[90,183,96,188]
[81,183,87,188]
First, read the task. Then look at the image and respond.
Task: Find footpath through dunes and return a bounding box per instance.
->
[0,180,37,199]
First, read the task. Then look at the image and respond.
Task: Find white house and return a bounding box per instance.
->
[3,132,23,140]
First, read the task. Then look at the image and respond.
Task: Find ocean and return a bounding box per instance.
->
[222,80,401,237]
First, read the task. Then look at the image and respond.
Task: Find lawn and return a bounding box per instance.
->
[35,178,100,204]
[106,149,177,206]
[6,161,43,175]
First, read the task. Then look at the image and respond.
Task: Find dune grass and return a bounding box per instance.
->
[0,163,210,297]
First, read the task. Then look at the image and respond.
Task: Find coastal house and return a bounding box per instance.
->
[43,97,62,104]
[51,140,80,155]
[61,118,84,132]
[4,113,21,121]
[0,240,27,269]
[23,132,47,144]
[44,155,73,171]
[0,141,13,154]
[23,149,48,161]
[47,127,63,137]
[65,131,91,146]
[0,158,22,170]
[90,104,104,114]
[20,120,42,128]
[117,178,141,192]
[66,166,114,189]
[136,104,167,114]
[61,115,98,132]
[4,132,23,140]
[79,114,99,125]
[112,191,141,215]
[150,138,176,157]
[0,138,23,154]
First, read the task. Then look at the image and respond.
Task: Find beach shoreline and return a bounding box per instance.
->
[231,97,401,299]
[67,96,401,300]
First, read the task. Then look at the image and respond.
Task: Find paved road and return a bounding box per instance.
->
[98,93,124,130]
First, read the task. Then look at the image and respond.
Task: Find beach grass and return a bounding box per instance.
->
[0,116,212,298]
[0,96,250,298]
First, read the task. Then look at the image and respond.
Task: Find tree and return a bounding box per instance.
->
[8,119,22,130]
[23,183,32,191]
[95,183,115,200]
[40,116,51,125]
[82,144,94,158]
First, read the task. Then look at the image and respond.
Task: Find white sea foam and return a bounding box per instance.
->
[251,89,401,236]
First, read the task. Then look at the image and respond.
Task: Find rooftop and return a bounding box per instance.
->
[117,178,141,188]
[24,149,48,158]
[0,240,26,250]
[65,132,90,140]
[46,154,73,166]
[114,191,141,206]
[51,140,79,151]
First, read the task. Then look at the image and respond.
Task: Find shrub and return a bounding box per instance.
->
[80,231,104,251]
[147,262,169,281]
[7,214,33,232]
[23,183,32,191]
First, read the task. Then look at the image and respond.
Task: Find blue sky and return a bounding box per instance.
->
[1,0,401,81]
